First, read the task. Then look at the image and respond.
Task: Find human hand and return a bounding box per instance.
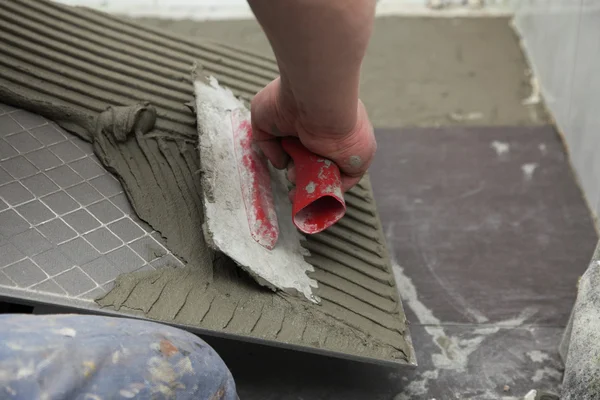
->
[251,77,376,193]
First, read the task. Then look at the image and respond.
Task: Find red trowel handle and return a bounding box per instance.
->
[281,138,346,234]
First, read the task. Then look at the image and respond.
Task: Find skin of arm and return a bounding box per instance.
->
[248,0,377,190]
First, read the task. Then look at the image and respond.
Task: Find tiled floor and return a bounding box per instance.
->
[0,103,184,304]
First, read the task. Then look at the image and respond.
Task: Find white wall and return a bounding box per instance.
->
[55,0,512,19]
[513,2,600,220]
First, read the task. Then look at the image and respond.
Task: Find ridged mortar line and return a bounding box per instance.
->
[303,242,394,284]
[18,0,279,81]
[312,269,397,313]
[307,254,398,300]
[322,225,385,258]
[0,37,195,125]
[308,234,387,270]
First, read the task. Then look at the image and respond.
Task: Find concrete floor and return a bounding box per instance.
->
[138,16,549,127]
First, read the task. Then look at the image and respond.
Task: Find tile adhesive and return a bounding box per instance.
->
[0,0,413,363]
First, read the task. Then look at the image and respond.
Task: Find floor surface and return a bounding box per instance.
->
[139,16,549,127]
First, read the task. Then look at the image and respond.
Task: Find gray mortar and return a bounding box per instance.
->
[0,0,413,364]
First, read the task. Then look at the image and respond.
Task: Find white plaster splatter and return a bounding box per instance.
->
[491,141,510,156]
[119,389,137,398]
[449,111,483,122]
[387,221,539,398]
[393,370,439,400]
[526,350,551,363]
[305,181,316,194]
[538,143,547,155]
[16,361,35,379]
[532,367,562,383]
[521,163,538,180]
[522,76,541,105]
[53,327,76,337]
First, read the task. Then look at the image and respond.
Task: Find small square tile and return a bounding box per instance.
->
[135,264,156,273]
[81,257,120,285]
[65,182,103,206]
[73,139,94,156]
[89,174,122,197]
[1,156,38,179]
[33,248,75,276]
[58,238,101,266]
[63,209,101,234]
[0,210,29,238]
[46,165,84,188]
[78,286,107,300]
[40,191,79,215]
[15,200,55,225]
[49,141,85,163]
[0,181,34,206]
[84,228,122,253]
[0,167,12,185]
[9,110,47,130]
[108,192,134,214]
[0,140,18,161]
[31,279,67,295]
[0,199,7,211]
[5,131,43,153]
[151,254,185,269]
[0,271,15,287]
[108,218,144,243]
[29,124,67,146]
[21,173,59,197]
[3,259,47,287]
[69,157,104,180]
[25,148,63,171]
[0,114,24,137]
[0,103,18,113]
[37,218,77,245]
[106,246,145,273]
[129,236,166,262]
[88,200,123,224]
[0,243,25,268]
[103,281,115,292]
[53,267,96,296]
[10,230,53,257]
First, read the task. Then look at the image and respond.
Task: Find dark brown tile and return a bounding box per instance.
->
[370,126,597,325]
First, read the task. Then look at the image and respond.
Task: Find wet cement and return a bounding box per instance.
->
[138,16,549,128]
[0,0,412,364]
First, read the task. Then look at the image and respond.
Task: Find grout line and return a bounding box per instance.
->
[0,269,19,287]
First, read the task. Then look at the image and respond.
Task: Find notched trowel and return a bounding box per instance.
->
[194,75,347,303]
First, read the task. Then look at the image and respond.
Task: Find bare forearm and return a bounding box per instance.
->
[248,0,375,134]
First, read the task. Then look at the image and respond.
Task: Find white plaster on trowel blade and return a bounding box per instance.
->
[521,163,538,180]
[491,140,510,156]
[194,77,318,303]
[538,143,547,155]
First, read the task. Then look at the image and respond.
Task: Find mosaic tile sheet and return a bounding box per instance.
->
[0,103,184,304]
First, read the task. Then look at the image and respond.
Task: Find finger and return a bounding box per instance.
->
[288,187,297,202]
[341,174,362,192]
[286,161,296,184]
[256,139,289,169]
